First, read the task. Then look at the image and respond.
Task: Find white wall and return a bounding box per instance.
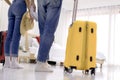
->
[54,9,71,48]
[0,0,9,31]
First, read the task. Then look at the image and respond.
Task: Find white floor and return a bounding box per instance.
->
[0,63,120,80]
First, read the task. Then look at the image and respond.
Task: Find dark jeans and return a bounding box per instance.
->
[37,0,62,62]
[4,0,26,57]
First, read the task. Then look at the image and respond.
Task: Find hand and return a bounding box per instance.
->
[31,3,36,12]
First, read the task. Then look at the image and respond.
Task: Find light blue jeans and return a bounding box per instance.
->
[37,0,62,62]
[4,0,26,57]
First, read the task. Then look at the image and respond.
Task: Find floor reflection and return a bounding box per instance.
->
[35,72,49,80]
[0,64,120,80]
[64,71,95,80]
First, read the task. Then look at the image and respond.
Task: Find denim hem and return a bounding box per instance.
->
[11,54,18,57]
[37,59,46,63]
[5,53,10,57]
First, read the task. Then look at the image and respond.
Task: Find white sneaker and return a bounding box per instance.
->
[35,61,53,72]
[3,56,11,68]
[10,57,23,69]
[46,62,51,68]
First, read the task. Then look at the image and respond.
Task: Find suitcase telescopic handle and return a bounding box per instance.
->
[72,0,78,23]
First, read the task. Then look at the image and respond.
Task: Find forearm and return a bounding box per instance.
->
[4,0,11,5]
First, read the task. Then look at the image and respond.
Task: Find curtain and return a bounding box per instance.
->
[54,8,71,48]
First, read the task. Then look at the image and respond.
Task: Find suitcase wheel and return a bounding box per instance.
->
[82,70,89,75]
[91,68,95,75]
[64,66,73,73]
[85,70,89,75]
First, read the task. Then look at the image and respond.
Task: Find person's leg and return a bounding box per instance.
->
[10,2,26,69]
[10,15,23,69]
[38,0,62,62]
[37,0,46,47]
[36,0,52,72]
[11,16,22,57]
[4,8,15,68]
[35,0,62,72]
[37,0,51,60]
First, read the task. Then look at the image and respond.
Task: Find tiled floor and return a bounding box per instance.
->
[0,63,120,80]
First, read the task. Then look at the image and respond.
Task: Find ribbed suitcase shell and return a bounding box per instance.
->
[64,21,97,70]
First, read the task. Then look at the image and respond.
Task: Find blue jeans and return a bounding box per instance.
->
[37,0,62,62]
[4,0,26,57]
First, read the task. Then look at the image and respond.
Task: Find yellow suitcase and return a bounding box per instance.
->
[64,21,97,75]
[64,0,97,75]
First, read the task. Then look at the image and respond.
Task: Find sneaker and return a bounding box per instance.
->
[46,62,51,68]
[3,56,11,68]
[10,62,23,69]
[3,62,11,68]
[35,61,53,72]
[10,57,23,69]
